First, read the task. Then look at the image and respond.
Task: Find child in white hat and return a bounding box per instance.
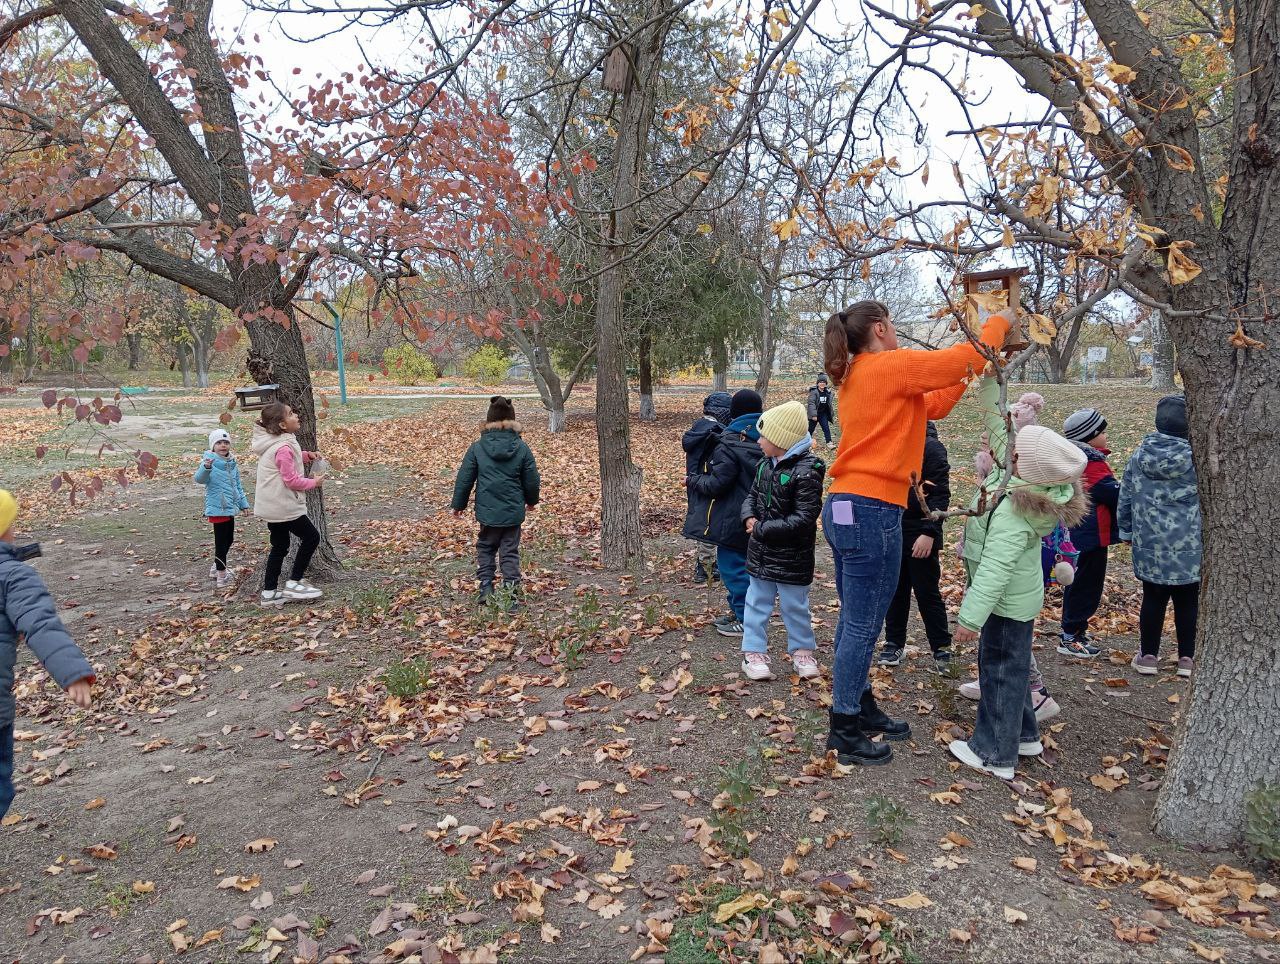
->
[950,381,1089,780]
[739,400,825,682]
[194,428,251,589]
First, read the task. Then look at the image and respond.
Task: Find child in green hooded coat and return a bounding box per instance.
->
[949,377,1089,780]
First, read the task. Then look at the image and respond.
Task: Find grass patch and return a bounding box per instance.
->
[380,657,433,698]
[865,794,916,847]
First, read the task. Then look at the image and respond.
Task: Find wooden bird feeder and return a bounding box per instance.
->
[962,267,1030,352]
[602,44,633,93]
[234,383,278,411]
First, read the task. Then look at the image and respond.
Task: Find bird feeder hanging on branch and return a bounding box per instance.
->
[962,266,1030,352]
[602,44,633,93]
[234,384,278,411]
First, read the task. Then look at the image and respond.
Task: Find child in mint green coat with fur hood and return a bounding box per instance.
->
[949,376,1089,781]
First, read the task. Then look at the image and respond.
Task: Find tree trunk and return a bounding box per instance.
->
[754,274,781,400]
[711,337,728,391]
[592,0,671,567]
[177,343,192,387]
[638,326,655,421]
[1151,311,1176,392]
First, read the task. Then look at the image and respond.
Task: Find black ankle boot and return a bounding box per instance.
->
[826,710,892,766]
[478,581,495,602]
[859,689,912,741]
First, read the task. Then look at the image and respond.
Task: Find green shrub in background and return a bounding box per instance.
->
[463,344,509,384]
[382,344,437,385]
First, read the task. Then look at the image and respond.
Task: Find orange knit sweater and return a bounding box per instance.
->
[829,315,1011,507]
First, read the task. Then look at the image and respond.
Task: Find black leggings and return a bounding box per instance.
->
[212,519,235,571]
[1139,580,1199,659]
[264,516,320,591]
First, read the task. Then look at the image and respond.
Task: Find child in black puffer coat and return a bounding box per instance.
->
[681,391,732,584]
[738,401,825,683]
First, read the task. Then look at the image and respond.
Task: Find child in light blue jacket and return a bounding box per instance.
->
[194,429,251,588]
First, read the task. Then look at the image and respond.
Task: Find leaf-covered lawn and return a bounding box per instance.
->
[3,385,1276,963]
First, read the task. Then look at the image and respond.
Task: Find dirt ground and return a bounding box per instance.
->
[2,390,1278,964]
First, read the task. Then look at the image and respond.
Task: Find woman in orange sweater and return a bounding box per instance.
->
[821,300,1011,766]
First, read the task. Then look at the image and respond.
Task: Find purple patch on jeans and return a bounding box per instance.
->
[831,500,855,526]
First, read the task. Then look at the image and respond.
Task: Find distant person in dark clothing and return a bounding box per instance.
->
[880,422,953,668]
[806,375,836,449]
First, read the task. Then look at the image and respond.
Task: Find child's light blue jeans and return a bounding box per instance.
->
[742,578,816,654]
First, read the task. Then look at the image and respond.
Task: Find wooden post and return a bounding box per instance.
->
[962,267,1029,351]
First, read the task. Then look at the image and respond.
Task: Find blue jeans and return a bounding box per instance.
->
[808,413,832,444]
[716,546,749,621]
[743,578,816,654]
[1,719,14,820]
[969,614,1040,768]
[823,494,903,714]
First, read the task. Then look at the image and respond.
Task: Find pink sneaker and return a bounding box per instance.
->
[1177,657,1194,678]
[741,652,775,681]
[791,651,820,679]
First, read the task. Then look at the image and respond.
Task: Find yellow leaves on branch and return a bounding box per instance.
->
[1166,241,1203,286]
[766,8,789,42]
[771,217,800,242]
[1022,174,1061,219]
[1077,99,1102,136]
[1229,323,1266,351]
[1105,62,1138,85]
[1027,313,1058,346]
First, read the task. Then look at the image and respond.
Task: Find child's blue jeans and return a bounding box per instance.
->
[716,547,749,621]
[969,614,1040,768]
[1,719,15,820]
[742,578,816,654]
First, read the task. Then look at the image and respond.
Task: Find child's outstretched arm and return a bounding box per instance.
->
[193,457,212,485]
[4,566,94,704]
[450,444,479,514]
[956,516,1034,635]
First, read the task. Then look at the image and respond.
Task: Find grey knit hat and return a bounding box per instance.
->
[1063,408,1107,443]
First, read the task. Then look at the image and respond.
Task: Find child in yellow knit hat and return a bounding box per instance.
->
[739,401,825,682]
[0,490,95,818]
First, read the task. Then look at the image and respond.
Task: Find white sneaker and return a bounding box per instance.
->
[260,590,287,607]
[948,740,1015,780]
[216,570,233,590]
[741,653,775,681]
[283,579,322,600]
[791,651,820,679]
[958,680,981,700]
[1018,740,1043,757]
[209,562,218,578]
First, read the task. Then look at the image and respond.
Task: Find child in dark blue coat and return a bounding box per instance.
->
[686,389,764,637]
[0,490,95,819]
[681,391,732,584]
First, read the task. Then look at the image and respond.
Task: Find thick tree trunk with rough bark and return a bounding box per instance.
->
[592,0,671,567]
[1151,311,1176,391]
[126,331,142,371]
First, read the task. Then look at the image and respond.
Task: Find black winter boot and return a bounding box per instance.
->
[859,689,912,741]
[478,581,495,603]
[826,710,892,766]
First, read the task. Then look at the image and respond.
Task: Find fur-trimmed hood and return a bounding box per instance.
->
[477,421,524,463]
[1008,479,1090,532]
